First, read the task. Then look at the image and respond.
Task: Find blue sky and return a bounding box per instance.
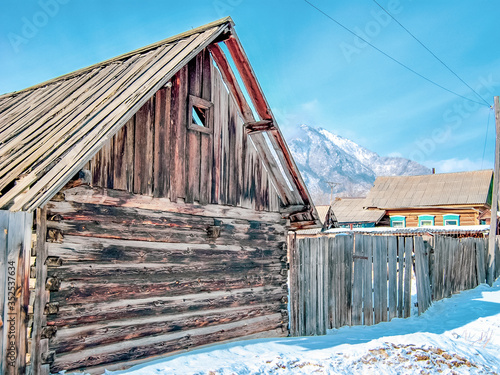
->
[1,0,499,173]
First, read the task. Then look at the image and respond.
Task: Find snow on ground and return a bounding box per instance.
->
[71,280,500,375]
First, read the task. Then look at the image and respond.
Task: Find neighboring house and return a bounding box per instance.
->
[0,18,320,374]
[330,197,386,228]
[364,170,493,228]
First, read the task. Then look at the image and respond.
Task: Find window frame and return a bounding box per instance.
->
[443,214,460,226]
[418,215,435,227]
[188,95,213,134]
[390,216,406,228]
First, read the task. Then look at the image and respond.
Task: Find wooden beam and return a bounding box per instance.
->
[224,36,272,121]
[207,43,254,123]
[488,96,500,286]
[244,120,275,134]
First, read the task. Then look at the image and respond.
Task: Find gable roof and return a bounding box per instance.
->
[0,18,320,227]
[331,197,385,223]
[365,170,493,209]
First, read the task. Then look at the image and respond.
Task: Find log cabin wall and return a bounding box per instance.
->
[36,47,290,373]
[87,48,281,212]
[385,208,483,227]
[42,187,288,373]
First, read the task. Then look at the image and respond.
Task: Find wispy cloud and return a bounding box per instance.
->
[425,158,493,174]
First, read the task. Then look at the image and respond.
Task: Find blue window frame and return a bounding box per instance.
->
[418,215,435,227]
[390,216,406,228]
[443,214,460,226]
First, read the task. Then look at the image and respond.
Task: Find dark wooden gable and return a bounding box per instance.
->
[86,47,281,212]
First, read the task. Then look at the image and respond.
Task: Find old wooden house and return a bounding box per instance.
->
[0,17,320,374]
[364,170,493,227]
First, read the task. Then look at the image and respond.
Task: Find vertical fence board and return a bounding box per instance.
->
[397,237,404,318]
[352,235,363,325]
[363,235,373,326]
[403,237,412,318]
[373,237,382,324]
[388,236,397,321]
[380,237,388,322]
[0,211,8,370]
[414,237,432,315]
[476,238,486,285]
[2,211,32,375]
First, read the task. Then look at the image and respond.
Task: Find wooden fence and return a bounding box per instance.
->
[289,234,498,337]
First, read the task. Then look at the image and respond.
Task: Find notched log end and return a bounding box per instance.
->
[44,302,59,315]
[46,229,63,243]
[206,225,221,239]
[45,276,61,291]
[41,350,56,364]
[45,256,63,267]
[41,326,57,339]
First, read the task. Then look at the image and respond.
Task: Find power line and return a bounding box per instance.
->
[302,0,490,107]
[370,0,492,107]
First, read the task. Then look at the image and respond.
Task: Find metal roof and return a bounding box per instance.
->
[365,170,493,209]
[0,17,321,228]
[331,197,386,223]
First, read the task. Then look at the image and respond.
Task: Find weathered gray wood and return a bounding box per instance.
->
[380,236,388,322]
[31,207,51,375]
[0,211,8,370]
[363,235,373,326]
[397,236,404,318]
[2,211,33,375]
[388,236,397,321]
[414,237,432,315]
[344,235,353,327]
[351,235,363,325]
[373,236,382,324]
[403,237,412,318]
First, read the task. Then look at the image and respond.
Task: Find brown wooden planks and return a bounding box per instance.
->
[112,116,135,191]
[153,86,171,198]
[133,96,154,195]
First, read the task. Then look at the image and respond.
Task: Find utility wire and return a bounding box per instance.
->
[303,0,490,107]
[371,0,492,107]
[481,109,493,169]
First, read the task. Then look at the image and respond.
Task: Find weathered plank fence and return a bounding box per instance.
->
[289,234,498,337]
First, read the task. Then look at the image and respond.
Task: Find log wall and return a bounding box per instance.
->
[40,188,288,373]
[386,208,482,227]
[86,48,281,213]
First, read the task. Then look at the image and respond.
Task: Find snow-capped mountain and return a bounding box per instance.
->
[286,125,431,205]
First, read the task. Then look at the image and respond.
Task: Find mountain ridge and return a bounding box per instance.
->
[286,124,431,205]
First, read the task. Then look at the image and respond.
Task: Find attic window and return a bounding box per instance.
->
[188,95,213,134]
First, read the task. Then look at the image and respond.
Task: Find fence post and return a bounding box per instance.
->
[1,211,33,375]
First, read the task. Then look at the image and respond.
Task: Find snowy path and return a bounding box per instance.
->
[92,280,500,374]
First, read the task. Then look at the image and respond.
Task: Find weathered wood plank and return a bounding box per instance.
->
[397,236,404,318]
[133,96,154,195]
[351,235,363,326]
[31,207,51,375]
[58,185,284,223]
[363,235,373,326]
[2,211,33,375]
[210,60,222,204]
[47,286,285,328]
[112,116,135,191]
[51,303,283,354]
[153,86,171,198]
[0,211,8,371]
[388,236,397,321]
[169,65,188,202]
[50,314,284,373]
[403,237,412,318]
[373,236,382,324]
[414,237,432,315]
[380,236,388,323]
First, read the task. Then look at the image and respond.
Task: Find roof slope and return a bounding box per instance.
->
[331,197,385,223]
[0,18,230,212]
[365,170,493,209]
[0,17,320,227]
